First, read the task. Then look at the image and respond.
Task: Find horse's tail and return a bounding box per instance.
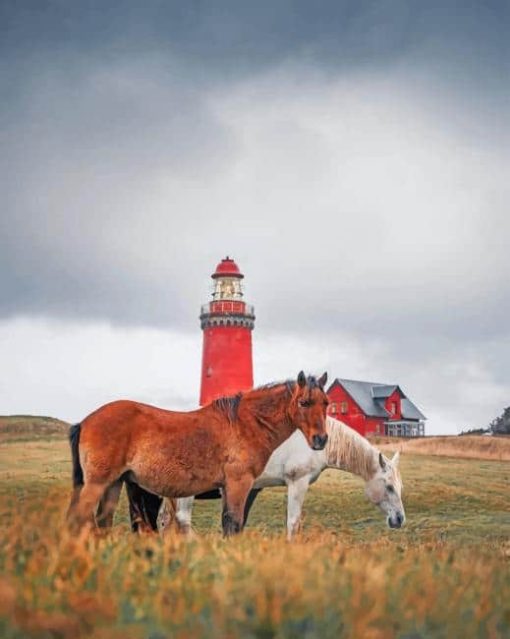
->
[69,423,84,487]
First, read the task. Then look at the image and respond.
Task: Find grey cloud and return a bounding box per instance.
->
[1,57,240,326]
[1,1,509,394]
[2,1,508,77]
[1,0,509,434]
[2,52,510,340]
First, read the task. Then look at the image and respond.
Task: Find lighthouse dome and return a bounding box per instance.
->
[212,256,244,279]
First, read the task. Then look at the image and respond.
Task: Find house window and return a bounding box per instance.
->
[330,402,337,414]
[391,401,397,415]
[341,401,348,414]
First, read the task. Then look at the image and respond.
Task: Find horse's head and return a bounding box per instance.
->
[365,451,405,529]
[289,371,329,450]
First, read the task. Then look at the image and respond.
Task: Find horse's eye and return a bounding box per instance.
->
[387,485,395,494]
[299,400,312,407]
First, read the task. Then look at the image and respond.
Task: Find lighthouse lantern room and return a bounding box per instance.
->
[199,257,255,406]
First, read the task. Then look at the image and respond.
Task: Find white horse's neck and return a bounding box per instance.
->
[324,416,379,481]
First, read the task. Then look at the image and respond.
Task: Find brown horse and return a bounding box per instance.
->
[67,371,329,535]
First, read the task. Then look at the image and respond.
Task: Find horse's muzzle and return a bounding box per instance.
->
[388,512,404,529]
[311,433,328,450]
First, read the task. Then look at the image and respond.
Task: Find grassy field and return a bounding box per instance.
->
[0,435,509,638]
[373,434,510,462]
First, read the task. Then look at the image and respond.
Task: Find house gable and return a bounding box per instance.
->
[328,379,389,418]
[327,380,365,418]
[326,378,426,437]
[326,380,386,437]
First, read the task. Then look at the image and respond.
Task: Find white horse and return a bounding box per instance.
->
[165,416,405,539]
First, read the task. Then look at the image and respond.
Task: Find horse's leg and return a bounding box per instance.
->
[222,475,254,536]
[242,488,262,528]
[286,477,310,540]
[66,485,83,520]
[68,482,109,532]
[125,480,162,533]
[96,479,123,528]
[159,498,176,532]
[125,481,151,533]
[171,497,195,535]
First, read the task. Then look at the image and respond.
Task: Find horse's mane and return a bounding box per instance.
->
[325,416,379,480]
[212,376,321,421]
[213,393,243,421]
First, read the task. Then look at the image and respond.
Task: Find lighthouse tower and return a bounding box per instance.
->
[199,257,255,406]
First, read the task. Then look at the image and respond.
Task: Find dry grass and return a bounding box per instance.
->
[371,434,510,461]
[0,438,509,638]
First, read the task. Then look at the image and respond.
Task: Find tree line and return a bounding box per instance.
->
[460,406,510,435]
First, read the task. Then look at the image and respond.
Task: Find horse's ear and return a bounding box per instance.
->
[297,371,306,388]
[318,372,328,389]
[379,452,387,471]
[392,451,400,467]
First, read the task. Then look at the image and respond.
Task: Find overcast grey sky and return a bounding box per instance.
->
[1,1,509,433]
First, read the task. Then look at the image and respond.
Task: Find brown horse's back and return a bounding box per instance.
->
[79,400,230,497]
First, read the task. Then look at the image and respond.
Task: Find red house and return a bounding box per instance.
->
[327,378,426,437]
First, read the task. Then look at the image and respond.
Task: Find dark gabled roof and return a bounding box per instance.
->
[328,378,426,420]
[401,398,427,421]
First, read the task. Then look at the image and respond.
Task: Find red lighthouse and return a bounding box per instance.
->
[199,257,255,406]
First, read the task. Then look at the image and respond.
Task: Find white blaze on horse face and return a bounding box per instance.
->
[365,451,405,529]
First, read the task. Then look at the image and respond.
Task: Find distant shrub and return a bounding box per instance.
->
[459,427,489,436]
[488,406,510,435]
